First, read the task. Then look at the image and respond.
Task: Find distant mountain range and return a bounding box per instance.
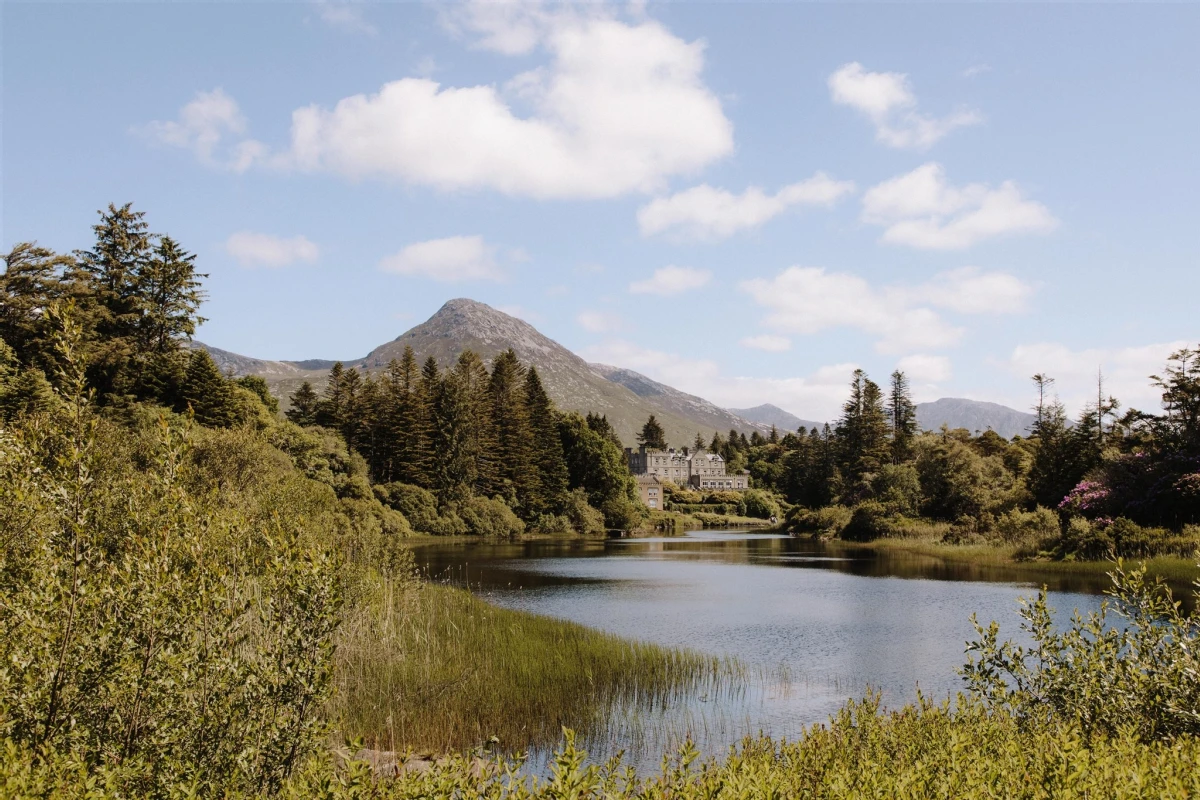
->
[730,399,1038,440]
[195,298,1039,445]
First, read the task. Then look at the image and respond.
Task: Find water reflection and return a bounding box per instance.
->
[413,532,1126,766]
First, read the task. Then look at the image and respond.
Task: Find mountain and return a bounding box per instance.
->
[727,404,825,433]
[590,364,774,440]
[915,398,1037,439]
[198,299,764,448]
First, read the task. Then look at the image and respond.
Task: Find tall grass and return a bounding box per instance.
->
[330,578,740,754]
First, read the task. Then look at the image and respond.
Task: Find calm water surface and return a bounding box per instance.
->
[413,531,1112,764]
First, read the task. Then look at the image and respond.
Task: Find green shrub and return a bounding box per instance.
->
[871,463,922,516]
[374,482,467,536]
[1058,516,1114,559]
[740,489,780,520]
[0,386,341,795]
[455,495,525,538]
[529,513,574,533]
[787,504,852,537]
[563,487,606,535]
[601,493,643,531]
[994,506,1060,546]
[840,501,899,542]
[964,561,1200,741]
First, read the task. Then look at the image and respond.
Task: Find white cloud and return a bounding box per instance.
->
[1004,340,1192,415]
[628,265,712,296]
[224,232,319,268]
[577,310,623,333]
[314,1,377,36]
[900,266,1033,314]
[637,173,855,240]
[862,163,1058,250]
[740,335,792,353]
[739,265,1034,354]
[379,235,504,282]
[142,89,265,172]
[740,267,963,354]
[583,338,855,422]
[828,62,981,149]
[963,64,992,79]
[267,7,732,198]
[897,353,952,384]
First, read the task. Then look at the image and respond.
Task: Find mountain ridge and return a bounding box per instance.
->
[195,298,1039,445]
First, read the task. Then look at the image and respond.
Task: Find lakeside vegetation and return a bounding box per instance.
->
[332,578,737,754]
[4,205,1200,797]
[672,362,1200,570]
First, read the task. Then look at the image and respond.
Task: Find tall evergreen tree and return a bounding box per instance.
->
[693,432,707,452]
[836,369,890,492]
[286,381,319,426]
[525,366,569,514]
[316,362,345,428]
[489,349,537,512]
[637,415,667,450]
[431,351,495,500]
[0,243,72,372]
[886,369,919,464]
[180,349,236,428]
[585,413,622,447]
[72,203,155,398]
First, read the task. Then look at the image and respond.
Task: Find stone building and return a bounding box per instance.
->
[635,475,666,509]
[625,445,749,490]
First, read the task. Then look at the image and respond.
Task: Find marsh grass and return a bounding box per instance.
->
[329,578,741,754]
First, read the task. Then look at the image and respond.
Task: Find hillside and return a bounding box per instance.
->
[915,398,1037,439]
[197,299,762,447]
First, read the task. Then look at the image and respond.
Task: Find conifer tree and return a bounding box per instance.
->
[388,347,431,485]
[525,366,569,514]
[637,415,667,450]
[73,203,155,398]
[693,432,707,452]
[489,349,537,512]
[181,349,236,427]
[137,236,206,356]
[886,369,919,463]
[316,362,345,428]
[287,381,320,426]
[432,351,495,500]
[768,425,780,445]
[586,413,622,447]
[0,243,72,372]
[836,369,890,491]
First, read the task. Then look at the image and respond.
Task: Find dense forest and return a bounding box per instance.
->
[0,204,641,541]
[654,361,1200,560]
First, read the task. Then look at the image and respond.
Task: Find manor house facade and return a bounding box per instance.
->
[625,445,749,490]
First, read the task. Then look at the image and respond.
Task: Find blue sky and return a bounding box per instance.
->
[4,1,1198,421]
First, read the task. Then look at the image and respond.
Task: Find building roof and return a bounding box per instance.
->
[635,474,664,485]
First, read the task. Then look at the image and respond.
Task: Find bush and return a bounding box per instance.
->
[1058,516,1113,559]
[993,506,1060,547]
[840,501,899,542]
[455,495,525,538]
[563,488,606,535]
[530,513,574,533]
[787,504,852,537]
[871,464,922,516]
[740,489,780,520]
[964,561,1200,741]
[601,494,644,531]
[374,482,467,536]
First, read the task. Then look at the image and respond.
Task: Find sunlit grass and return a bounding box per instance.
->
[329,578,741,754]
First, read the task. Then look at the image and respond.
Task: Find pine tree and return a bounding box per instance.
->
[388,347,431,486]
[886,369,918,464]
[180,349,236,427]
[836,369,890,491]
[0,243,72,372]
[286,381,319,426]
[525,367,569,513]
[586,413,622,447]
[768,426,780,445]
[637,415,667,450]
[411,356,441,488]
[693,432,707,452]
[316,362,345,428]
[137,236,206,356]
[432,351,495,500]
[489,349,537,512]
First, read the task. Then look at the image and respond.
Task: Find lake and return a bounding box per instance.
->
[413,531,1112,765]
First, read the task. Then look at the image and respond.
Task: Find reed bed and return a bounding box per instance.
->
[329,577,741,754]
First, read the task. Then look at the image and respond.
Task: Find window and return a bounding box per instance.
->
[649,499,657,508]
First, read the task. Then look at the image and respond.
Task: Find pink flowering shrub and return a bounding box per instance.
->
[1058,480,1111,515]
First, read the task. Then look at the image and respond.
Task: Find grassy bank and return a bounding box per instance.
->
[819,532,1200,584]
[330,578,739,754]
